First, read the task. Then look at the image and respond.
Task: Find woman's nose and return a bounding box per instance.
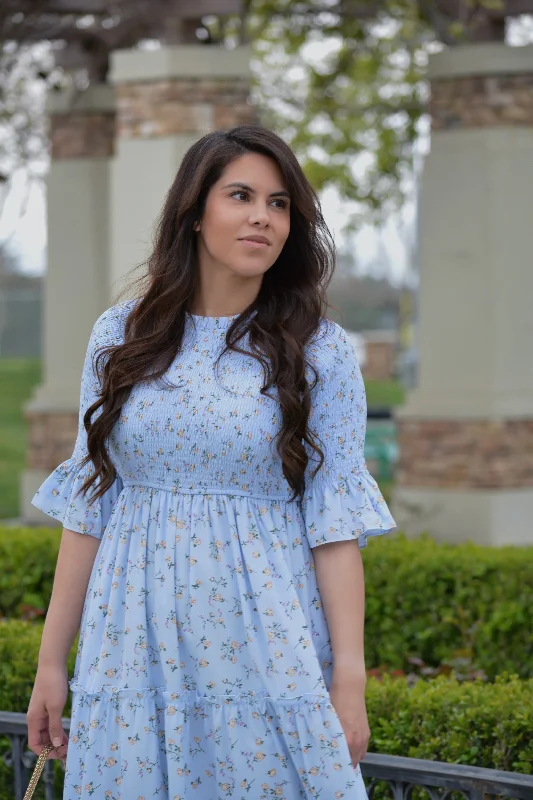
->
[248,202,270,226]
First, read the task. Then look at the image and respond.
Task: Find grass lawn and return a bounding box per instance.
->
[365,379,405,408]
[0,359,403,520]
[0,359,41,519]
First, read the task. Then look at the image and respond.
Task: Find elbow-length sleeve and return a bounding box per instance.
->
[31,305,129,539]
[300,320,396,549]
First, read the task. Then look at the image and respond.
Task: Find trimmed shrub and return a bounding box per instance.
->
[2,620,532,771]
[362,533,533,680]
[0,620,77,714]
[365,673,533,774]
[0,526,60,621]
[0,620,77,800]
[0,623,531,800]
[2,527,533,679]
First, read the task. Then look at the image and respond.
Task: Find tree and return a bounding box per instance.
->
[1,1,532,226]
[0,3,59,226]
[326,270,401,331]
[0,0,209,223]
[241,0,533,223]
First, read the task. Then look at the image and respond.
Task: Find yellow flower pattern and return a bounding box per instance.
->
[32,301,395,799]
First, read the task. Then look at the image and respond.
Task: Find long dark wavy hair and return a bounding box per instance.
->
[79,124,336,503]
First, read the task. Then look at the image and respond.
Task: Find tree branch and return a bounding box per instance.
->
[416,0,458,46]
[246,1,391,20]
[436,0,533,18]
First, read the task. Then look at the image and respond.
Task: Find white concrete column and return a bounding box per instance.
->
[393,44,533,545]
[108,44,253,300]
[21,83,116,523]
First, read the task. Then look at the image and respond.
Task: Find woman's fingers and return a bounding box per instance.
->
[48,706,67,752]
[26,710,49,756]
[27,710,68,761]
[347,733,369,767]
[48,721,69,762]
[27,667,70,763]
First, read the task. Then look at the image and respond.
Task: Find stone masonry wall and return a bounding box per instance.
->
[50,111,116,158]
[397,418,533,489]
[26,411,78,471]
[116,78,255,138]
[431,73,533,130]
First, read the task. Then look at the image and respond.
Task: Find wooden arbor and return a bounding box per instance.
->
[3,0,243,79]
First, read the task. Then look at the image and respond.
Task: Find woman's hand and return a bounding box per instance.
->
[26,664,70,765]
[329,671,370,768]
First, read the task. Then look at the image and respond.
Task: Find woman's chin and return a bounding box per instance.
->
[223,259,274,278]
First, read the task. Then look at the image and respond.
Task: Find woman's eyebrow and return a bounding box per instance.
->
[221,182,290,199]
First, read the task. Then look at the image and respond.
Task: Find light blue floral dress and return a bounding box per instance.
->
[32,300,396,800]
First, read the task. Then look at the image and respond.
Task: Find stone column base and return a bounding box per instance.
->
[396,418,533,489]
[392,486,533,547]
[20,409,78,526]
[392,416,533,546]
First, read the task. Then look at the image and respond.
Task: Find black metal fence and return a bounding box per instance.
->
[2,710,533,800]
[362,752,533,800]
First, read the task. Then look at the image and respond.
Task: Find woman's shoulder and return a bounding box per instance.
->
[90,298,140,349]
[306,316,357,374]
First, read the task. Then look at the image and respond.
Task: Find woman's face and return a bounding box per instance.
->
[195,152,291,279]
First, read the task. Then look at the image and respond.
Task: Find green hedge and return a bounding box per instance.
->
[0,526,60,621]
[1,618,532,797]
[2,527,532,679]
[362,534,533,680]
[0,620,77,714]
[0,622,531,800]
[2,620,532,774]
[366,673,533,773]
[0,620,77,800]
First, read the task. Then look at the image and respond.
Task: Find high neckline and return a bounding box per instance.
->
[185,309,257,330]
[186,311,241,330]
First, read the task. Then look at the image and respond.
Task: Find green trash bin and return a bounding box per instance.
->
[365,419,398,483]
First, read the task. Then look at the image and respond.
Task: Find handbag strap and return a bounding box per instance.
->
[23,743,55,800]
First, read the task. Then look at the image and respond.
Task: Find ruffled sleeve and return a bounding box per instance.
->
[31,304,131,539]
[301,320,396,549]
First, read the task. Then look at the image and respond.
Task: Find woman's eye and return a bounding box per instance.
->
[230,191,288,209]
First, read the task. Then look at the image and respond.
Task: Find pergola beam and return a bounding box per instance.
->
[4,0,241,21]
[2,0,243,78]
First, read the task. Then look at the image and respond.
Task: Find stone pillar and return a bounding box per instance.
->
[21,84,116,524]
[393,43,533,546]
[361,332,398,382]
[108,44,253,298]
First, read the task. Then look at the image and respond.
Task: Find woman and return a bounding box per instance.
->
[27,124,396,799]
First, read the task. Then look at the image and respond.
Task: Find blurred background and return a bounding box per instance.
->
[1,2,533,796]
[3,2,533,544]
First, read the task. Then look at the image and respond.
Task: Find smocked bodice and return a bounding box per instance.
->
[109,311,292,497]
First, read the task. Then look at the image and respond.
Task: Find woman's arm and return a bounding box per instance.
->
[28,306,129,760]
[300,321,396,764]
[27,528,100,759]
[313,539,366,681]
[38,528,101,669]
[313,538,370,766]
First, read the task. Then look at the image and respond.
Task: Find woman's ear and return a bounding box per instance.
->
[194,220,201,232]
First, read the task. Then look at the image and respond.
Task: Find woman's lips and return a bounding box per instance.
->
[239,238,270,248]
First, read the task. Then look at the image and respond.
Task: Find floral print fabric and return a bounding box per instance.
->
[32,301,396,799]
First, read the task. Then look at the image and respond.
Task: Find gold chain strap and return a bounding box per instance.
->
[23,743,55,800]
